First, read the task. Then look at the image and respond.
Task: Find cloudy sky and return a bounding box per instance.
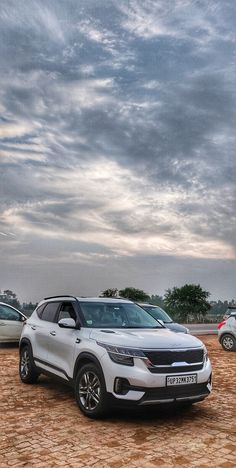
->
[0,0,236,302]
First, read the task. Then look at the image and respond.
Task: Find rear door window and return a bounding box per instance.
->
[41,302,61,322]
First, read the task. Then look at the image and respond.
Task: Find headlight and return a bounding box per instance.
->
[97,342,146,366]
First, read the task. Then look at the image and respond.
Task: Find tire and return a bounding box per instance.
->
[221,334,236,352]
[19,345,39,384]
[75,363,108,418]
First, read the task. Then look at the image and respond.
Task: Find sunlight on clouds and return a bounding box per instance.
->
[0,121,36,138]
[2,159,235,262]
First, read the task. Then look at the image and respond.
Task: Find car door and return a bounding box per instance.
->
[0,304,24,342]
[46,301,80,380]
[228,315,236,334]
[31,301,61,365]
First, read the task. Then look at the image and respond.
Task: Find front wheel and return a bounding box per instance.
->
[75,363,108,418]
[221,334,236,351]
[19,345,39,384]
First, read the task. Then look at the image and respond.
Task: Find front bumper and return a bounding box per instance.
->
[101,353,212,405]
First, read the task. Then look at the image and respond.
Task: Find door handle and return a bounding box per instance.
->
[50,331,56,336]
[0,322,6,326]
[31,326,36,330]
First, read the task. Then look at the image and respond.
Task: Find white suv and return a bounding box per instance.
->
[19,296,212,418]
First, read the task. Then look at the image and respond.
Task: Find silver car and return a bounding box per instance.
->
[223,306,236,320]
[138,303,189,334]
[0,302,27,343]
[218,315,236,351]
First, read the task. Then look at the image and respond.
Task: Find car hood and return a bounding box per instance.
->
[89,328,203,349]
[165,322,188,333]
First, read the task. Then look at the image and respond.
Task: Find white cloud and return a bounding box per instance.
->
[119,0,222,46]
[1,158,235,262]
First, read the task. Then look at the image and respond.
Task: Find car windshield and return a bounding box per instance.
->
[79,302,163,329]
[142,305,173,323]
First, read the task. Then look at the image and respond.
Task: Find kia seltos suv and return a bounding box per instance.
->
[19,296,212,418]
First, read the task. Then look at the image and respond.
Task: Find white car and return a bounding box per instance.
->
[19,296,212,418]
[223,306,236,320]
[218,314,236,351]
[0,302,27,343]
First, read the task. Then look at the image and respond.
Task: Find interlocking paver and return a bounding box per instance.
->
[0,336,235,467]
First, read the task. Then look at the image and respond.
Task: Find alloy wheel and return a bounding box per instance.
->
[222,336,234,350]
[78,371,101,411]
[21,349,30,378]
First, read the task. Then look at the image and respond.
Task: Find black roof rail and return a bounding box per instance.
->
[44,295,78,301]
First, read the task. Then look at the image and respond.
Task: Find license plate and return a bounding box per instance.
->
[166,374,197,386]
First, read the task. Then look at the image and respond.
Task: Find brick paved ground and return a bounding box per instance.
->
[0,336,235,467]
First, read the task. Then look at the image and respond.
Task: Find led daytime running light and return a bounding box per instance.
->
[97,342,146,358]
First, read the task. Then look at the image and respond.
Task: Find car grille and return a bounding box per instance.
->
[144,348,204,374]
[142,382,210,403]
[148,363,203,373]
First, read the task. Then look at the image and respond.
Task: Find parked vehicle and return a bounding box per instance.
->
[223,306,236,320]
[19,296,212,418]
[218,314,236,351]
[0,302,27,343]
[138,303,189,334]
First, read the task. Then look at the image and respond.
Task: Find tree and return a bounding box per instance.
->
[118,287,150,302]
[0,289,21,310]
[164,284,211,322]
[150,295,165,309]
[101,288,118,298]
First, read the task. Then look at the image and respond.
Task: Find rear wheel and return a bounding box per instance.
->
[221,334,236,351]
[19,345,39,384]
[75,363,108,418]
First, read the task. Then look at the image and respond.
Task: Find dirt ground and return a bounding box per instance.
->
[0,335,235,467]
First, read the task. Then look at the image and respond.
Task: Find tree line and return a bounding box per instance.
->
[1,286,235,322]
[101,285,235,322]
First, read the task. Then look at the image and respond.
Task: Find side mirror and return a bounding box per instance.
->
[58,318,76,329]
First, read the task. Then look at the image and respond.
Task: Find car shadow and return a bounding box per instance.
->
[35,373,212,424]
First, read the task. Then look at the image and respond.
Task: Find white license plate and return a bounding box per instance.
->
[166,374,197,386]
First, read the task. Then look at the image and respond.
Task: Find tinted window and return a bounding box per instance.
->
[41,302,60,322]
[0,305,21,321]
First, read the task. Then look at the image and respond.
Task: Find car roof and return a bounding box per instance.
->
[41,296,132,304]
[77,297,132,303]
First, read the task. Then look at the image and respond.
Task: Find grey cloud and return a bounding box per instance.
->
[0,0,236,300]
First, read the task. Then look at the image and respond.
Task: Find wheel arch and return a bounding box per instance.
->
[73,352,106,385]
[19,337,33,354]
